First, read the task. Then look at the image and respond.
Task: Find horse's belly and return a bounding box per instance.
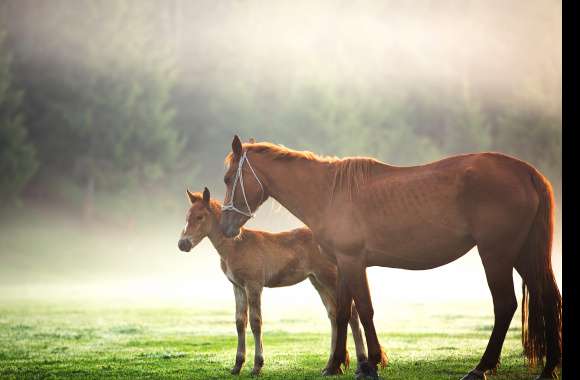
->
[365,225,475,270]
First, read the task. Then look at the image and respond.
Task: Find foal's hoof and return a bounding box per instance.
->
[535,375,558,380]
[355,361,379,380]
[230,366,242,375]
[459,369,487,380]
[250,367,262,377]
[322,365,344,376]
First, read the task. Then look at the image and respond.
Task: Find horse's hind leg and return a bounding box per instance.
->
[461,249,518,380]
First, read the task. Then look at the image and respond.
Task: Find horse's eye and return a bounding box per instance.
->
[197,215,203,220]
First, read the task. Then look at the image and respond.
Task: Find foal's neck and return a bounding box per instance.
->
[206,201,231,256]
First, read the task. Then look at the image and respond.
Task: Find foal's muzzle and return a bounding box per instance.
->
[178,238,192,252]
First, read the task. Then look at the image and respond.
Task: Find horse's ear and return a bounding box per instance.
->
[186,189,197,204]
[232,135,243,159]
[202,187,210,205]
[248,137,256,144]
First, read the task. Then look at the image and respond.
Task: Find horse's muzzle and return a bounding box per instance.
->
[221,223,240,238]
[219,211,243,238]
[178,238,192,252]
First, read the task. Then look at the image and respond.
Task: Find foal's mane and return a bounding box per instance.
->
[190,191,223,219]
[225,142,382,200]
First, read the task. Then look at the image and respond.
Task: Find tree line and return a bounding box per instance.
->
[0,0,561,213]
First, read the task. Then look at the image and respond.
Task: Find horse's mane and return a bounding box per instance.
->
[225,142,382,200]
[331,157,380,200]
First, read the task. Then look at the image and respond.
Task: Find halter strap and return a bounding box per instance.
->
[221,150,264,218]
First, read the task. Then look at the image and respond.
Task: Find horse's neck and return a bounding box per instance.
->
[260,157,331,228]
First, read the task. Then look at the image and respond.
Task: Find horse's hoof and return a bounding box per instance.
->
[230,366,242,375]
[535,376,558,380]
[355,371,380,380]
[355,361,379,380]
[250,367,262,377]
[322,366,344,376]
[459,369,487,380]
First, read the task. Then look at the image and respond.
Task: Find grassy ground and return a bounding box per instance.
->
[0,300,556,380]
[0,208,562,379]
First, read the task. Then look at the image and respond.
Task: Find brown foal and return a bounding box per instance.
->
[178,188,371,376]
[219,136,561,380]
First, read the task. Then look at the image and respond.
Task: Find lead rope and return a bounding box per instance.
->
[221,151,264,218]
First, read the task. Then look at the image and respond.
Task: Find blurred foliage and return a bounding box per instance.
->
[2,1,181,208]
[0,27,37,203]
[0,0,561,214]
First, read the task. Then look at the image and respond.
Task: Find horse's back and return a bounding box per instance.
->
[328,152,543,269]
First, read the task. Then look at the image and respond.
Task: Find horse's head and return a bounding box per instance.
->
[178,187,213,252]
[220,135,268,238]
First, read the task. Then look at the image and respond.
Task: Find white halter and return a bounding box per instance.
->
[221,150,264,218]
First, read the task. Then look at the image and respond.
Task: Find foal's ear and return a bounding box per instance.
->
[232,135,243,159]
[202,187,210,205]
[186,189,197,204]
[248,137,256,144]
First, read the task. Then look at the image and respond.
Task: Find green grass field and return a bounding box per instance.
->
[0,300,556,380]
[0,208,562,379]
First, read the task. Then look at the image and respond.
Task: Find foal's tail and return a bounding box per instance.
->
[519,169,562,370]
[379,345,388,369]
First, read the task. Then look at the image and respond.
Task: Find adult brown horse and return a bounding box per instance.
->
[219,136,562,380]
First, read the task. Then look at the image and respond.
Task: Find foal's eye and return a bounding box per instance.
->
[196,215,204,221]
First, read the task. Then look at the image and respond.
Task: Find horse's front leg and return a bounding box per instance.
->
[231,284,248,375]
[340,255,386,380]
[324,260,353,375]
[246,284,264,376]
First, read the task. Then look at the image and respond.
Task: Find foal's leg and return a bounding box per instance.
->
[461,252,517,380]
[310,274,356,375]
[231,284,248,375]
[349,303,370,373]
[339,255,384,380]
[308,276,341,374]
[246,284,264,376]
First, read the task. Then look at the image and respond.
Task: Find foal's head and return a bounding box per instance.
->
[220,135,269,238]
[178,187,214,252]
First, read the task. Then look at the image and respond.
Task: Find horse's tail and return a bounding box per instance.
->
[519,169,562,369]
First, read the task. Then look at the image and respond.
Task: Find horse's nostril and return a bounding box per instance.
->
[178,239,192,252]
